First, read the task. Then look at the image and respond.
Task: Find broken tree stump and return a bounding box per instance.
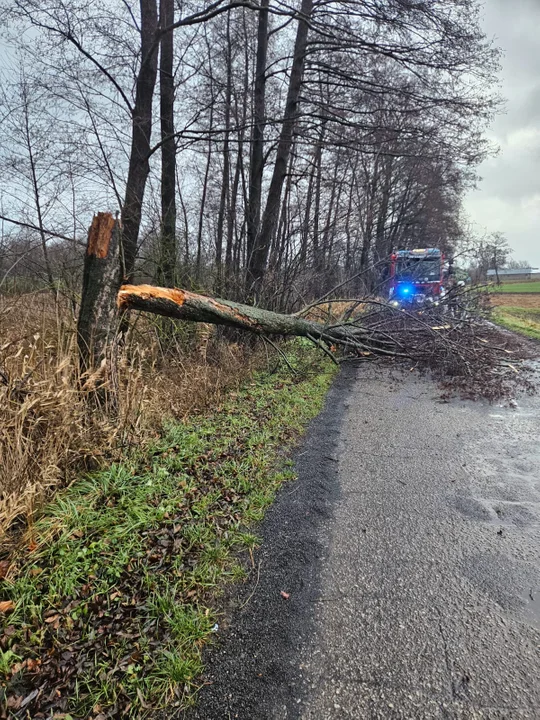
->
[77,212,121,409]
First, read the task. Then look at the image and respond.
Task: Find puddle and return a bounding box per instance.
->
[454,495,496,522]
[454,495,540,527]
[521,590,540,629]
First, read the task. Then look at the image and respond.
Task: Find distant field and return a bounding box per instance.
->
[491,281,540,293]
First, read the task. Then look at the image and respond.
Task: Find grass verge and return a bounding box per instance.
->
[492,306,540,341]
[0,341,336,719]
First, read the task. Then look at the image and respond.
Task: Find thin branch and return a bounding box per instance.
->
[0,214,78,243]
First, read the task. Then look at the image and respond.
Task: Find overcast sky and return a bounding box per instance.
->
[464,0,540,266]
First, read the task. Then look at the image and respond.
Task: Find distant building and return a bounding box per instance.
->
[487,268,540,283]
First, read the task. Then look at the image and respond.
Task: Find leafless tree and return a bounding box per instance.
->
[0,0,501,312]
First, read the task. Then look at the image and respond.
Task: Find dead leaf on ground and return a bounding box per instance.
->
[0,600,15,613]
[3,624,16,638]
[44,614,61,630]
[6,695,23,710]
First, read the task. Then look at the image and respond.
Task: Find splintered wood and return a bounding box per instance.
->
[86,212,117,258]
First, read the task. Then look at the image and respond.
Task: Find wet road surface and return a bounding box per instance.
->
[184,364,540,719]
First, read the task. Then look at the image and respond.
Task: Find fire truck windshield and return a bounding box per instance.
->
[396,258,440,283]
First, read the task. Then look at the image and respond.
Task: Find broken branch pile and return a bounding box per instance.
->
[359,304,536,400]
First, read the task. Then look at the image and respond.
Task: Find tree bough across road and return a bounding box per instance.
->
[118,284,538,401]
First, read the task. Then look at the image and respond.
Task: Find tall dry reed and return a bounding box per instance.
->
[0,292,255,542]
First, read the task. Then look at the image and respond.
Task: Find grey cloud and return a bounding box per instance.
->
[465,0,540,265]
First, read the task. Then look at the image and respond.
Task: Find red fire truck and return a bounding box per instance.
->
[388,248,445,307]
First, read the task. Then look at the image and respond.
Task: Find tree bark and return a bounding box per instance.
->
[227,9,251,283]
[158,0,177,287]
[271,151,294,276]
[216,13,233,294]
[246,0,269,270]
[121,0,159,282]
[196,55,215,280]
[246,0,313,295]
[78,213,121,409]
[312,124,325,273]
[118,283,324,334]
[117,283,386,355]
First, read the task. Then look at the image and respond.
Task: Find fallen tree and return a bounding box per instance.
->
[118,283,538,401]
[117,284,403,358]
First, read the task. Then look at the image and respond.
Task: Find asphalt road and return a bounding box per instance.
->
[184,363,540,719]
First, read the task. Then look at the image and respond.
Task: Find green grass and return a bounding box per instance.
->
[0,341,336,718]
[491,281,540,293]
[493,306,540,340]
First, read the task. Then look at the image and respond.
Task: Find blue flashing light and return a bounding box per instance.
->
[397,284,415,297]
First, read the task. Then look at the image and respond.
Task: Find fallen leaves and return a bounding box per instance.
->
[44,613,62,630]
[0,600,14,613]
[9,657,41,677]
[25,658,41,672]
[0,364,333,719]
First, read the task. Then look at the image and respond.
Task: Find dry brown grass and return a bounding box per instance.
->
[0,293,257,540]
[490,293,540,309]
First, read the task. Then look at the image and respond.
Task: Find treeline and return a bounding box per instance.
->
[0,0,499,309]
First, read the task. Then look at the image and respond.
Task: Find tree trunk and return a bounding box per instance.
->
[301,151,318,264]
[374,155,393,262]
[178,184,190,271]
[312,124,325,273]
[322,161,343,277]
[117,283,393,357]
[246,0,313,295]
[118,283,330,338]
[196,64,215,281]
[358,153,380,277]
[271,152,294,276]
[78,213,121,410]
[246,0,269,272]
[216,13,233,295]
[21,83,55,291]
[227,124,243,277]
[121,0,159,282]
[158,0,177,287]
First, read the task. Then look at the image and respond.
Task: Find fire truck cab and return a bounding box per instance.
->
[388,248,445,307]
